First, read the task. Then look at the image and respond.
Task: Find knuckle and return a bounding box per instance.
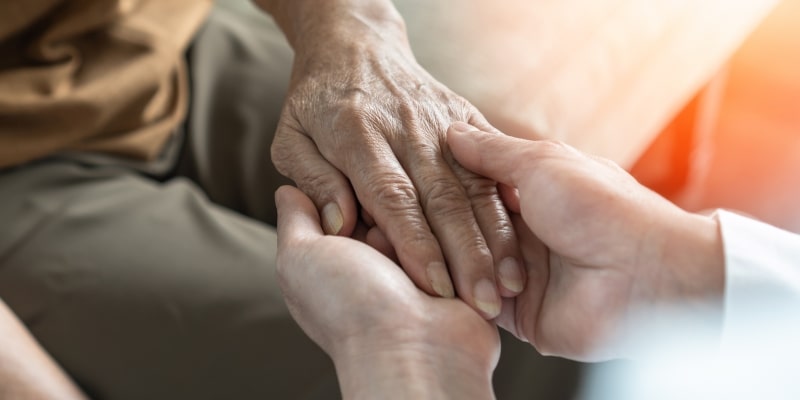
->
[396,227,439,259]
[408,136,442,160]
[334,96,392,133]
[332,101,367,127]
[420,176,471,219]
[328,104,405,167]
[282,97,305,121]
[463,244,494,270]
[367,174,420,214]
[415,173,498,265]
[475,203,516,248]
[459,172,498,199]
[270,133,295,174]
[295,169,336,200]
[470,191,504,216]
[361,174,443,257]
[400,101,445,135]
[460,180,516,245]
[448,98,474,120]
[490,221,517,248]
[447,239,493,282]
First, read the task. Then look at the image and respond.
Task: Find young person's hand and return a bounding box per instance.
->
[448,123,725,361]
[275,186,499,399]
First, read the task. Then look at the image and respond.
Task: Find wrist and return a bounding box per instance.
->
[663,211,725,301]
[255,0,408,54]
[617,207,726,359]
[333,339,494,400]
[637,206,725,311]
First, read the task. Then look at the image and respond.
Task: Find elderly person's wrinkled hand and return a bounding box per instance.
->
[262,0,525,319]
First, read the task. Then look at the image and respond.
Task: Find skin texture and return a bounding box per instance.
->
[0,300,87,400]
[252,0,527,318]
[275,186,499,400]
[274,123,727,398]
[447,123,725,361]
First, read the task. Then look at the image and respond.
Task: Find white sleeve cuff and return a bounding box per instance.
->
[715,209,800,351]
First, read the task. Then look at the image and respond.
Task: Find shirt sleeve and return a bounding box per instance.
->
[715,209,800,351]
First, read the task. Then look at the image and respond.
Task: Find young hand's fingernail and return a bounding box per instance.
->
[450,121,474,134]
[498,257,524,294]
[427,262,455,298]
[474,278,501,318]
[321,203,344,235]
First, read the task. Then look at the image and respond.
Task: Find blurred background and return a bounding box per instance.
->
[630,0,800,234]
[395,0,799,398]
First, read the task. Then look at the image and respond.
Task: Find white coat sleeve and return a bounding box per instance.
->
[716,209,800,351]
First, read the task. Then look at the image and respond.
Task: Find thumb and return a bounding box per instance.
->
[447,122,535,188]
[275,185,325,250]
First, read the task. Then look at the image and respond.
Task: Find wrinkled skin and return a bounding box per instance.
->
[268,6,524,318]
[275,185,499,398]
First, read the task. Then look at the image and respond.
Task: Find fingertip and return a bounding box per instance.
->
[275,186,301,248]
[497,257,525,296]
[396,240,453,299]
[448,121,479,135]
[274,185,304,216]
[446,122,483,175]
[427,262,455,298]
[446,122,480,151]
[326,193,359,237]
[315,195,358,237]
[275,185,324,242]
[274,185,291,207]
[473,278,502,319]
[447,122,521,187]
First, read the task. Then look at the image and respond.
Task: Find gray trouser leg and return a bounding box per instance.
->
[0,2,338,399]
[0,163,337,399]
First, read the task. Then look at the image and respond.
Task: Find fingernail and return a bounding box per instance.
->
[474,278,501,318]
[321,203,344,235]
[498,257,524,294]
[427,262,455,298]
[450,121,474,134]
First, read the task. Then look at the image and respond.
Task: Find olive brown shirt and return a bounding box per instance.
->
[0,0,211,168]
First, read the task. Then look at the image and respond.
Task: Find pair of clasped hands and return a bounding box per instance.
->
[275,123,723,397]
